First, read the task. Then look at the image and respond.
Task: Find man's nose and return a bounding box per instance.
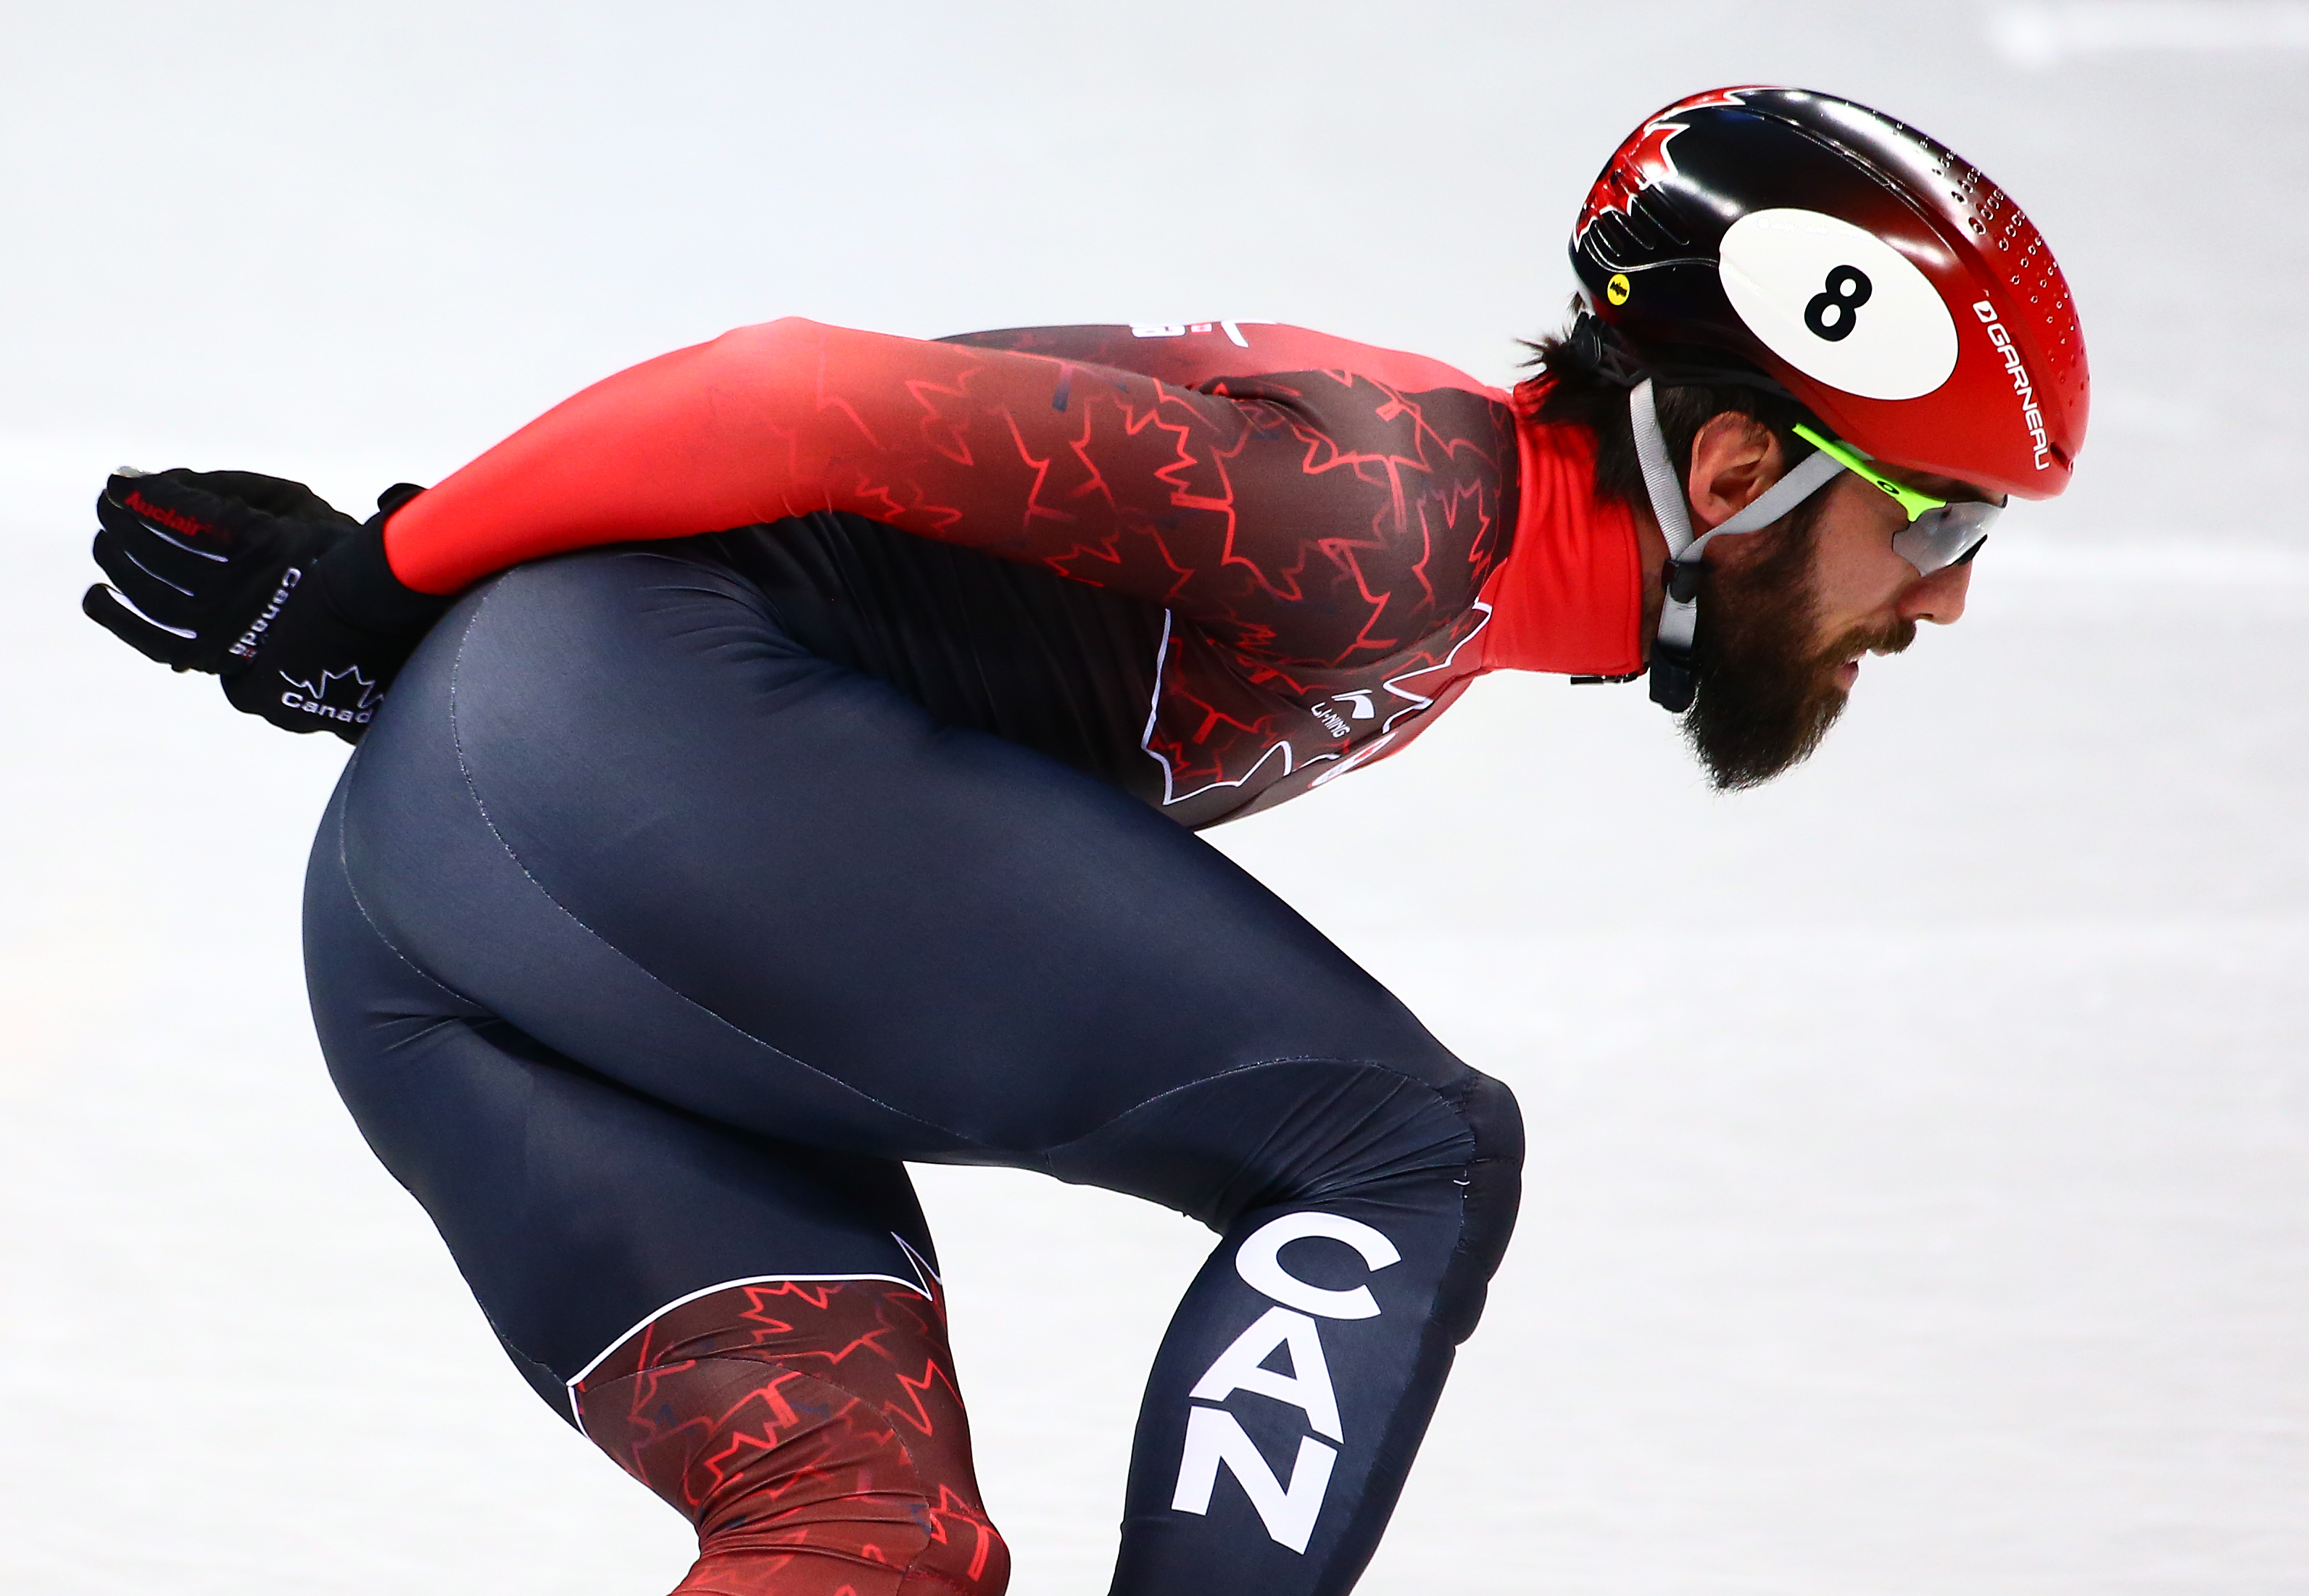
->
[1900,559,1972,625]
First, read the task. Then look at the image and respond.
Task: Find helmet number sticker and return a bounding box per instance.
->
[1718,209,1956,401]
[1802,266,1872,342]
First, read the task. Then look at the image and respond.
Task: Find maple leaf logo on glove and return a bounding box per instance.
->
[277,664,383,728]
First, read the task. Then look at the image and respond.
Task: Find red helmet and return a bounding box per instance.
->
[1571,86,2087,500]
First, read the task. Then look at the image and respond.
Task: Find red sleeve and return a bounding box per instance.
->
[387,318,1273,599]
[386,317,1517,670]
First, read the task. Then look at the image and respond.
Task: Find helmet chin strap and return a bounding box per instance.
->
[1628,378,1845,712]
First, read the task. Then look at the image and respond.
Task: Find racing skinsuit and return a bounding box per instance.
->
[305,317,1643,1596]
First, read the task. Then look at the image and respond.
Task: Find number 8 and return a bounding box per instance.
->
[1804,265,1873,342]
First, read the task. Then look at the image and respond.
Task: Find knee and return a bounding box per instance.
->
[1438,1069,1523,1341]
[1445,1067,1523,1164]
[1447,1066,1525,1223]
[1279,1060,1523,1229]
[573,1280,1008,1596]
[1056,1057,1521,1232]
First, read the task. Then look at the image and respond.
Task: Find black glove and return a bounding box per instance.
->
[84,469,452,743]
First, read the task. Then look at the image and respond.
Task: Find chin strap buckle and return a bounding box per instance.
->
[1625,381,1844,715]
[1648,645,1699,712]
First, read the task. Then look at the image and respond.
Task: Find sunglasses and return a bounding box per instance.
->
[1792,425,2000,575]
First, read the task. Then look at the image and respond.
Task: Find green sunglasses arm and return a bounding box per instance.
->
[1792,423,1943,523]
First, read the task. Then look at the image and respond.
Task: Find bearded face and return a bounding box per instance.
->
[1680,504,1918,791]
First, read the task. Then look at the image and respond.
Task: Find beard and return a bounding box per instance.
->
[1680,508,1917,791]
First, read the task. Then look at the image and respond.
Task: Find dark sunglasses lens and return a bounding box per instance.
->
[1892,501,2000,573]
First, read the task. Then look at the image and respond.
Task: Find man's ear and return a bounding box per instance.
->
[1686,412,1786,533]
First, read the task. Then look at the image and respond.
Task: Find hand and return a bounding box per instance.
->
[85,468,357,671]
[85,469,451,743]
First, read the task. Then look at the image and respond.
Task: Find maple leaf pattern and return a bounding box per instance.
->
[576,1277,1007,1596]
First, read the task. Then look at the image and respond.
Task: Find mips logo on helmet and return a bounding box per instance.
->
[1970,299,2052,471]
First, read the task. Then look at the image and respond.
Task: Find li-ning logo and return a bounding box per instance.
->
[1130,320,1269,349]
[1972,299,2052,471]
[228,567,302,660]
[123,489,213,541]
[1169,1213,1400,1554]
[1309,691,1377,741]
[278,663,382,726]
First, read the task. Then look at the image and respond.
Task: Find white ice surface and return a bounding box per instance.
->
[3,5,2305,1593]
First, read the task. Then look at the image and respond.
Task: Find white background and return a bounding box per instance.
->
[2,3,2303,1592]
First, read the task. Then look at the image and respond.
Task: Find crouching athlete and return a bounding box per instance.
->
[80,88,2086,1596]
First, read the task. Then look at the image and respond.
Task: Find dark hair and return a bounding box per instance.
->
[1521,306,1823,515]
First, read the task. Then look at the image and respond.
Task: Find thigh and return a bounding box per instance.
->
[341,544,1467,1178]
[304,794,937,1402]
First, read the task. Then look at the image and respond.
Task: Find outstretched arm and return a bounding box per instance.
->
[389,317,1270,605]
[385,317,1514,667]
